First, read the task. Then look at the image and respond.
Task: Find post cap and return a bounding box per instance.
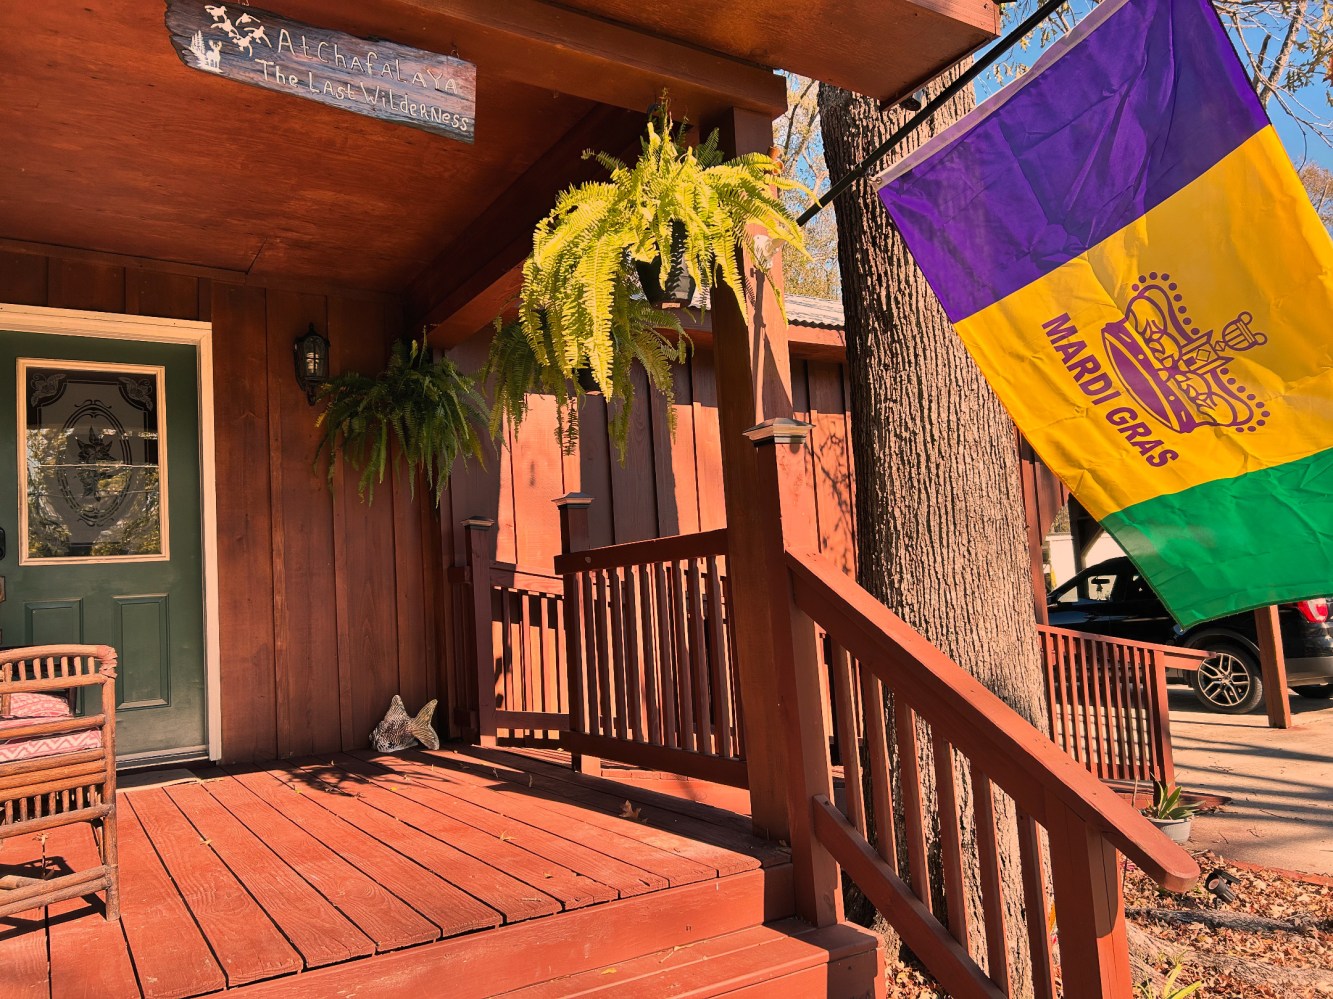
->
[462,517,496,530]
[743,417,813,445]
[554,492,595,508]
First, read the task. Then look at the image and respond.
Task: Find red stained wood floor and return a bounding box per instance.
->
[0,747,789,998]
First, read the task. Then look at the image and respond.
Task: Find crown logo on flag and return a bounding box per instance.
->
[1101,272,1271,435]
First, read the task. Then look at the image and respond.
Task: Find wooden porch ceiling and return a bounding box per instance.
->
[0,0,995,310]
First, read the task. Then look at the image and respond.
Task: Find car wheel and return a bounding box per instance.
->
[1294,683,1333,699]
[1189,644,1264,713]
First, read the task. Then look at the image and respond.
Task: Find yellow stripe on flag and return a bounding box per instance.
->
[956,127,1333,520]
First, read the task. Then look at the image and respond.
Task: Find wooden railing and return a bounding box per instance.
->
[789,550,1200,998]
[703,419,1203,998]
[1038,625,1208,789]
[457,518,569,745]
[553,496,746,787]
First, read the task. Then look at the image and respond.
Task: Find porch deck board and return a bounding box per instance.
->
[292,756,618,911]
[124,790,304,986]
[0,748,779,997]
[200,773,440,954]
[117,803,227,999]
[0,830,55,999]
[355,749,720,887]
[329,753,666,899]
[44,823,140,999]
[163,782,376,968]
[223,766,503,938]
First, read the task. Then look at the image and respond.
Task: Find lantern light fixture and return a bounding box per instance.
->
[293,323,330,405]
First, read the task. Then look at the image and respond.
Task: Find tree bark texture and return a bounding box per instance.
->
[818,71,1048,998]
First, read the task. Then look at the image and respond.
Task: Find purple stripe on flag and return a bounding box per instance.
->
[877,0,1268,323]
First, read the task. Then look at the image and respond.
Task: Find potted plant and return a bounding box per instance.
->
[488,97,809,457]
[315,336,486,504]
[1145,782,1197,844]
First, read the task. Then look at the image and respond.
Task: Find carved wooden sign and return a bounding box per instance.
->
[164,2,476,142]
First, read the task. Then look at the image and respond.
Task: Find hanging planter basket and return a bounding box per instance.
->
[635,222,697,309]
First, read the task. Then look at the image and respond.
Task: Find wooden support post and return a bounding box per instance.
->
[1046,798,1133,998]
[556,493,600,776]
[746,418,843,928]
[464,518,498,747]
[1255,605,1292,730]
[1146,649,1177,790]
[707,104,800,840]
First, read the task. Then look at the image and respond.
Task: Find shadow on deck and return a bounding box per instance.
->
[0,746,882,997]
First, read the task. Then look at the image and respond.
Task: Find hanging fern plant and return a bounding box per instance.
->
[489,97,809,457]
[316,337,486,504]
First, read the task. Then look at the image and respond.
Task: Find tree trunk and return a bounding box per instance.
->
[818,73,1048,997]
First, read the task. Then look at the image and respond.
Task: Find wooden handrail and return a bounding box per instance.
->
[553,529,728,574]
[1038,623,1209,666]
[786,547,1198,891]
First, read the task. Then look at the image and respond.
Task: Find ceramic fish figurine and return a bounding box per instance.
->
[370,695,440,752]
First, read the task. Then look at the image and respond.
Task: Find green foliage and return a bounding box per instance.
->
[1146,783,1197,822]
[1135,963,1203,999]
[498,97,809,455]
[315,336,486,504]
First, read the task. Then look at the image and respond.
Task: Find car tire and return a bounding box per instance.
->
[1189,643,1264,713]
[1294,683,1333,699]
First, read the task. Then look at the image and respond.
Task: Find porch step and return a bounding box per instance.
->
[497,917,884,998]
[230,864,799,997]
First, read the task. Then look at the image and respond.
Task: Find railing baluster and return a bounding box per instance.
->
[594,571,615,738]
[1017,809,1056,999]
[931,731,969,947]
[859,668,897,870]
[608,568,629,741]
[669,561,696,751]
[830,646,866,837]
[653,561,679,749]
[499,588,514,738]
[580,570,601,739]
[637,564,662,746]
[621,565,645,743]
[894,698,931,912]
[705,556,734,759]
[973,771,1012,994]
[686,558,713,754]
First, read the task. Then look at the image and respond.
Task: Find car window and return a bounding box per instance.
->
[1052,568,1120,603]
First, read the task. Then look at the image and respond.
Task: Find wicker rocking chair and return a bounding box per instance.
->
[0,645,119,922]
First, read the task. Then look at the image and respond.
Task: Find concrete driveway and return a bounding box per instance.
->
[1168,687,1333,876]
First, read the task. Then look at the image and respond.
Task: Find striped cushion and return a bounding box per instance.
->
[0,720,102,764]
[0,692,72,720]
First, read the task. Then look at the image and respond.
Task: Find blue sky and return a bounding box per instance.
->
[973,1,1333,171]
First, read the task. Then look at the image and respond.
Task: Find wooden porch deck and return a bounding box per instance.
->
[0,747,815,998]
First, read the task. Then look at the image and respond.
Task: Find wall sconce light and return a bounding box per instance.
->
[293,323,330,405]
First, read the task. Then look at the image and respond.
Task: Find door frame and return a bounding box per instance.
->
[1,303,222,761]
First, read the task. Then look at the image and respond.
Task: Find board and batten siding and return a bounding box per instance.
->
[440,327,857,737]
[0,248,446,763]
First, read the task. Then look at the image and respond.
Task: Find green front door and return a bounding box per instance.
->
[0,330,207,762]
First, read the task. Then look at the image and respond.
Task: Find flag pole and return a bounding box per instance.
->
[796,0,1070,227]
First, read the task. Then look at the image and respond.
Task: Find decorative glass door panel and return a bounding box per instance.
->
[20,361,168,563]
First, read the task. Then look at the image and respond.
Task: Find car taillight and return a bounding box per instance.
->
[1296,598,1331,623]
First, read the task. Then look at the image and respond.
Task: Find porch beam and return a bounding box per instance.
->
[270,0,787,118]
[1255,605,1292,729]
[408,104,645,341]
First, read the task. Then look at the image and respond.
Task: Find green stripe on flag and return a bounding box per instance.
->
[1102,447,1333,626]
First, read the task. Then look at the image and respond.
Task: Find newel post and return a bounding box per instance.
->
[744,417,843,928]
[464,518,498,748]
[556,493,600,777]
[1045,796,1134,997]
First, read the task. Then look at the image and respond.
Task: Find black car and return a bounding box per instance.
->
[1048,556,1333,713]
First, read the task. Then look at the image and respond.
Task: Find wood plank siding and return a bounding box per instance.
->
[0,248,443,763]
[1,246,856,759]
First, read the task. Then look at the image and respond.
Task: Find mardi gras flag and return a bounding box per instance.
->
[877,0,1333,625]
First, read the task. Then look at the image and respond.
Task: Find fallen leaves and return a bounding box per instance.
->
[619,800,644,823]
